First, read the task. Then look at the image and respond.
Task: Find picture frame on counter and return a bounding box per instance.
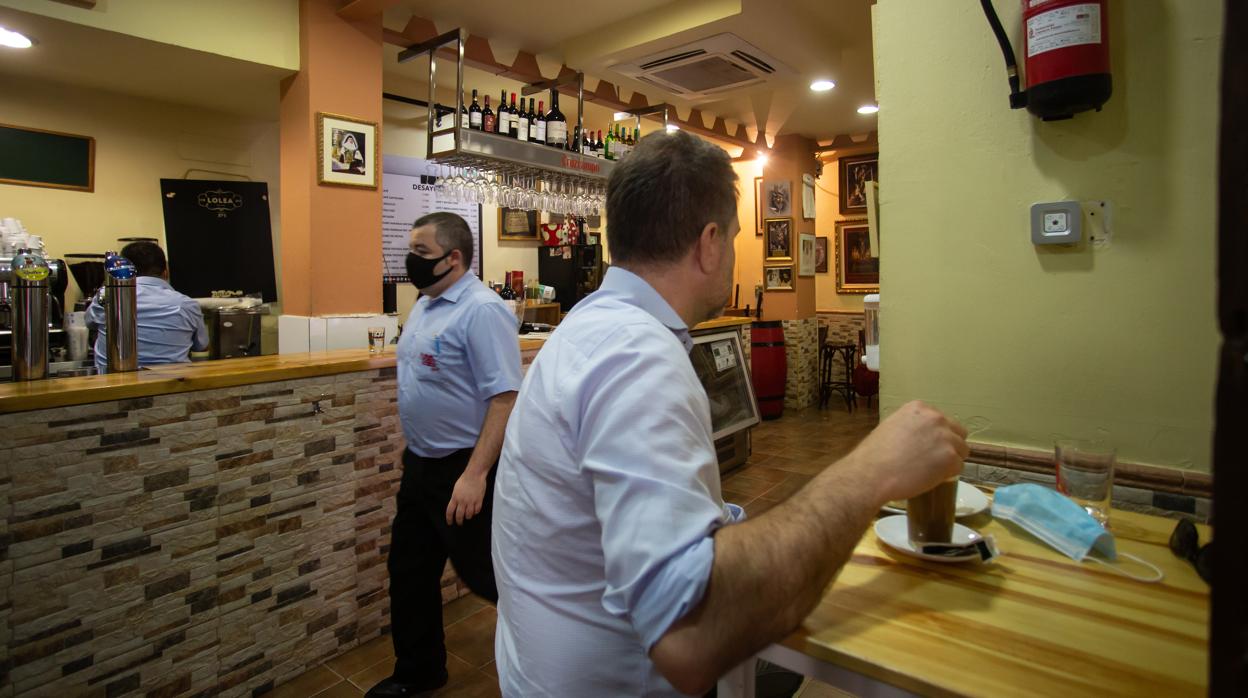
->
[765,217,792,261]
[839,152,878,214]
[762,178,792,217]
[317,112,379,189]
[798,233,817,277]
[498,208,540,242]
[815,236,829,273]
[836,219,879,294]
[763,264,794,291]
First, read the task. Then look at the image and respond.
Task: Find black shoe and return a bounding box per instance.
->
[364,672,449,697]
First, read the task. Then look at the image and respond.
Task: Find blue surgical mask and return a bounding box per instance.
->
[992,484,1162,582]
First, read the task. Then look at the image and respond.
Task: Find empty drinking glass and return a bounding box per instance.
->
[1055,440,1115,526]
[367,327,386,354]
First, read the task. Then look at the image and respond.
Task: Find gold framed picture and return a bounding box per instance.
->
[498,207,540,242]
[317,112,379,189]
[836,219,879,294]
[764,218,792,261]
[763,264,794,292]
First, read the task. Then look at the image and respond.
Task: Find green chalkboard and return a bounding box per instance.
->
[0,123,95,192]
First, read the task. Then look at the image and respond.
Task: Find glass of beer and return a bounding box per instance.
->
[367,327,386,354]
[907,477,959,544]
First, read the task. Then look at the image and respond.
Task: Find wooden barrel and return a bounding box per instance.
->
[751,321,787,419]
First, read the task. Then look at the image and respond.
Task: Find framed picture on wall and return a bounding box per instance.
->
[317,112,379,189]
[798,233,817,277]
[754,177,764,235]
[836,219,879,294]
[839,152,878,214]
[498,207,541,242]
[762,178,792,217]
[815,236,829,273]
[764,218,792,261]
[763,264,794,291]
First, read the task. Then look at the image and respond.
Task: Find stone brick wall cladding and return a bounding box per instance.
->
[817,312,865,347]
[0,368,417,697]
[780,319,819,410]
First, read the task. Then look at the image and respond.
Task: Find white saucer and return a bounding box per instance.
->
[873,515,984,563]
[881,481,990,518]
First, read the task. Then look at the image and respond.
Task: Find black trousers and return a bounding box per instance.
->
[388,446,499,682]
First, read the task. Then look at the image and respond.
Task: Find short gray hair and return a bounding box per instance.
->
[412,211,474,269]
[605,130,738,266]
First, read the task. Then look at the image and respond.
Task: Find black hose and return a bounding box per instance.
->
[980,0,1028,109]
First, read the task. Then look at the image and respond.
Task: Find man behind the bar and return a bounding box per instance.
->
[86,241,208,371]
[368,212,521,698]
[491,131,968,696]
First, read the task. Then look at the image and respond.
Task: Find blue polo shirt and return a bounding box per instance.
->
[85,276,209,372]
[397,272,523,458]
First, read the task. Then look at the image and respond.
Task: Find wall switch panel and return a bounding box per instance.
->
[1031,200,1081,245]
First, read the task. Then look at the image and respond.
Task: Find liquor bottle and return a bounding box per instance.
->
[531,99,546,146]
[468,89,482,130]
[498,89,510,134]
[604,126,615,160]
[482,95,495,133]
[545,89,567,149]
[513,93,528,141]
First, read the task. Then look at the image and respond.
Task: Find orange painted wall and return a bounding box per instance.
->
[279,0,383,316]
[734,135,817,321]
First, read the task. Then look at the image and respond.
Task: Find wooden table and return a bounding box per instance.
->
[718,500,1209,697]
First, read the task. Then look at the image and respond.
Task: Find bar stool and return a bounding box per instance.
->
[819,343,857,411]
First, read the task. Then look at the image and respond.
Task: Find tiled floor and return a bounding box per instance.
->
[262,404,879,698]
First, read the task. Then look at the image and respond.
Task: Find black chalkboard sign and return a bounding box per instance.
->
[0,123,95,192]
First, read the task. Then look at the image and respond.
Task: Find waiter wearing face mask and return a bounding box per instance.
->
[366,212,522,698]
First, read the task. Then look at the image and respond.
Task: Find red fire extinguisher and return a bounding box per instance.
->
[981,0,1112,121]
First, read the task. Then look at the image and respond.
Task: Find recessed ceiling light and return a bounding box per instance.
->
[665,123,680,132]
[857,104,880,115]
[810,79,836,92]
[756,151,769,165]
[0,27,34,49]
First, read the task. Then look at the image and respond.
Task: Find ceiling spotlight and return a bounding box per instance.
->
[756,151,769,166]
[809,79,836,92]
[0,27,33,49]
[665,123,680,132]
[857,104,880,114]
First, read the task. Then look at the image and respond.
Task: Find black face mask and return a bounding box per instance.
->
[406,251,452,290]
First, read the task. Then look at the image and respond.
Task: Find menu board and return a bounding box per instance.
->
[381,155,482,283]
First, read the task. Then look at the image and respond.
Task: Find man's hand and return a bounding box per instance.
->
[446,471,488,526]
[843,400,968,507]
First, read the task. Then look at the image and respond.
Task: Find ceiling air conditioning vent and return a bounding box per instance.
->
[613,33,793,102]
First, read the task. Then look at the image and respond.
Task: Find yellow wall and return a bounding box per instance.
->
[0,0,299,70]
[872,1,1221,471]
[0,74,280,310]
[814,154,870,313]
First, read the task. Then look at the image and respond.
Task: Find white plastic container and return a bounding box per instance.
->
[863,293,880,371]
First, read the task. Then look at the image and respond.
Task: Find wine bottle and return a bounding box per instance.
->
[604,126,615,160]
[468,89,482,130]
[594,129,604,158]
[571,124,581,154]
[513,93,527,140]
[482,95,495,133]
[498,89,510,134]
[633,126,641,152]
[545,89,567,149]
[533,99,547,145]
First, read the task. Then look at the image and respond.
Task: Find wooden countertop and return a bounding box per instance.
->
[783,498,1209,697]
[691,316,753,332]
[1,334,552,414]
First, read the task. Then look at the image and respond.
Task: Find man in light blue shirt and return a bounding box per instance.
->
[85,241,208,371]
[492,131,969,696]
[367,212,522,698]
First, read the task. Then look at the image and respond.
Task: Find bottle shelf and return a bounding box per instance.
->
[429,127,614,185]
